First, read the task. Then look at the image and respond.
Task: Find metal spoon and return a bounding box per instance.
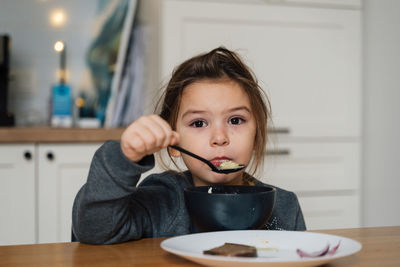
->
[169,145,245,174]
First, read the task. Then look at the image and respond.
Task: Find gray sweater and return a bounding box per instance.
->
[72,141,306,244]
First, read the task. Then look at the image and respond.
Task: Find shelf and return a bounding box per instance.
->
[0,127,125,143]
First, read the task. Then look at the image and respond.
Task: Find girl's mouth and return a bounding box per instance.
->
[210,157,231,167]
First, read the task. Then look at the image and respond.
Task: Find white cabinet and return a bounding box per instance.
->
[263,142,360,192]
[0,143,100,245]
[263,140,361,229]
[37,144,100,243]
[299,195,360,230]
[0,144,36,245]
[140,0,362,229]
[160,0,361,137]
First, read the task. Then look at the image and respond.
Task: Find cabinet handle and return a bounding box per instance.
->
[46,152,55,161]
[268,127,290,134]
[267,149,290,156]
[24,151,32,160]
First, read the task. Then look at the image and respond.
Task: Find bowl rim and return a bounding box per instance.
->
[184,185,276,195]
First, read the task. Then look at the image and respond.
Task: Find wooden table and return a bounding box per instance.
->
[1,226,399,266]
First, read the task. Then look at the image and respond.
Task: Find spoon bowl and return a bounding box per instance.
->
[169,145,245,174]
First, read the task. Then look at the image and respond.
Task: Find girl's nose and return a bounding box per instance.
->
[211,126,229,146]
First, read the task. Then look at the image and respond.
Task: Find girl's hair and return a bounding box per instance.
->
[155,46,271,177]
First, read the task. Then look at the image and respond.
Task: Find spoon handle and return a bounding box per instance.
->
[169,145,218,171]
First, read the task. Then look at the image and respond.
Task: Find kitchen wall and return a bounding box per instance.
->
[362,0,400,227]
[0,0,97,125]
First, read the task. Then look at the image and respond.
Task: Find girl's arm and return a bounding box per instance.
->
[72,115,181,244]
[72,140,155,244]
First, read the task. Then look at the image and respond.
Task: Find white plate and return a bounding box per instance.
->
[161,230,362,267]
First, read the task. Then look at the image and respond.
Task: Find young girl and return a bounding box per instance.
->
[72,47,305,244]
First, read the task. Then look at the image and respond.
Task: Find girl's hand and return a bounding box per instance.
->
[120,115,180,162]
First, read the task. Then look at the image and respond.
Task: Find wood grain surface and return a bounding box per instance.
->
[0,226,399,266]
[0,127,125,143]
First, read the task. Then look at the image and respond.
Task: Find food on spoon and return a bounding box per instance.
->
[217,160,241,170]
[203,243,257,257]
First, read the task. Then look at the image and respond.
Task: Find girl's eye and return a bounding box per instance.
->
[229,117,244,125]
[190,120,207,128]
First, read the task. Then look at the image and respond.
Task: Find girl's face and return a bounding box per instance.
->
[174,79,257,186]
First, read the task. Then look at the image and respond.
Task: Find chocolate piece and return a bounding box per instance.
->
[203,243,257,257]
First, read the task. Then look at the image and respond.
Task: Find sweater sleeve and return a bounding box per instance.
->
[260,183,307,231]
[294,197,307,231]
[72,140,158,244]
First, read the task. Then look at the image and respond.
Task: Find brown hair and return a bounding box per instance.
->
[155,47,271,177]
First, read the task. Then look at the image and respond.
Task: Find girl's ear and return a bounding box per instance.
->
[168,147,181,157]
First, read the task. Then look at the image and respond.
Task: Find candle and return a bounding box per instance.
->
[54,41,66,83]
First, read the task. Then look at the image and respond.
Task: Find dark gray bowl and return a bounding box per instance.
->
[184,185,276,232]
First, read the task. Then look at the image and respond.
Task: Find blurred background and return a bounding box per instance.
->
[0,0,399,245]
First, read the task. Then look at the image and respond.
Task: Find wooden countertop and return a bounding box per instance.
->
[1,226,399,266]
[0,127,125,143]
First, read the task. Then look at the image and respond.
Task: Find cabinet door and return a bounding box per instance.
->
[0,144,36,245]
[299,195,360,230]
[262,141,360,191]
[37,143,101,243]
[261,141,360,229]
[161,0,361,137]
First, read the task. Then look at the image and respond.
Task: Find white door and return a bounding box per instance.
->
[161,0,361,137]
[37,143,101,243]
[0,144,36,245]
